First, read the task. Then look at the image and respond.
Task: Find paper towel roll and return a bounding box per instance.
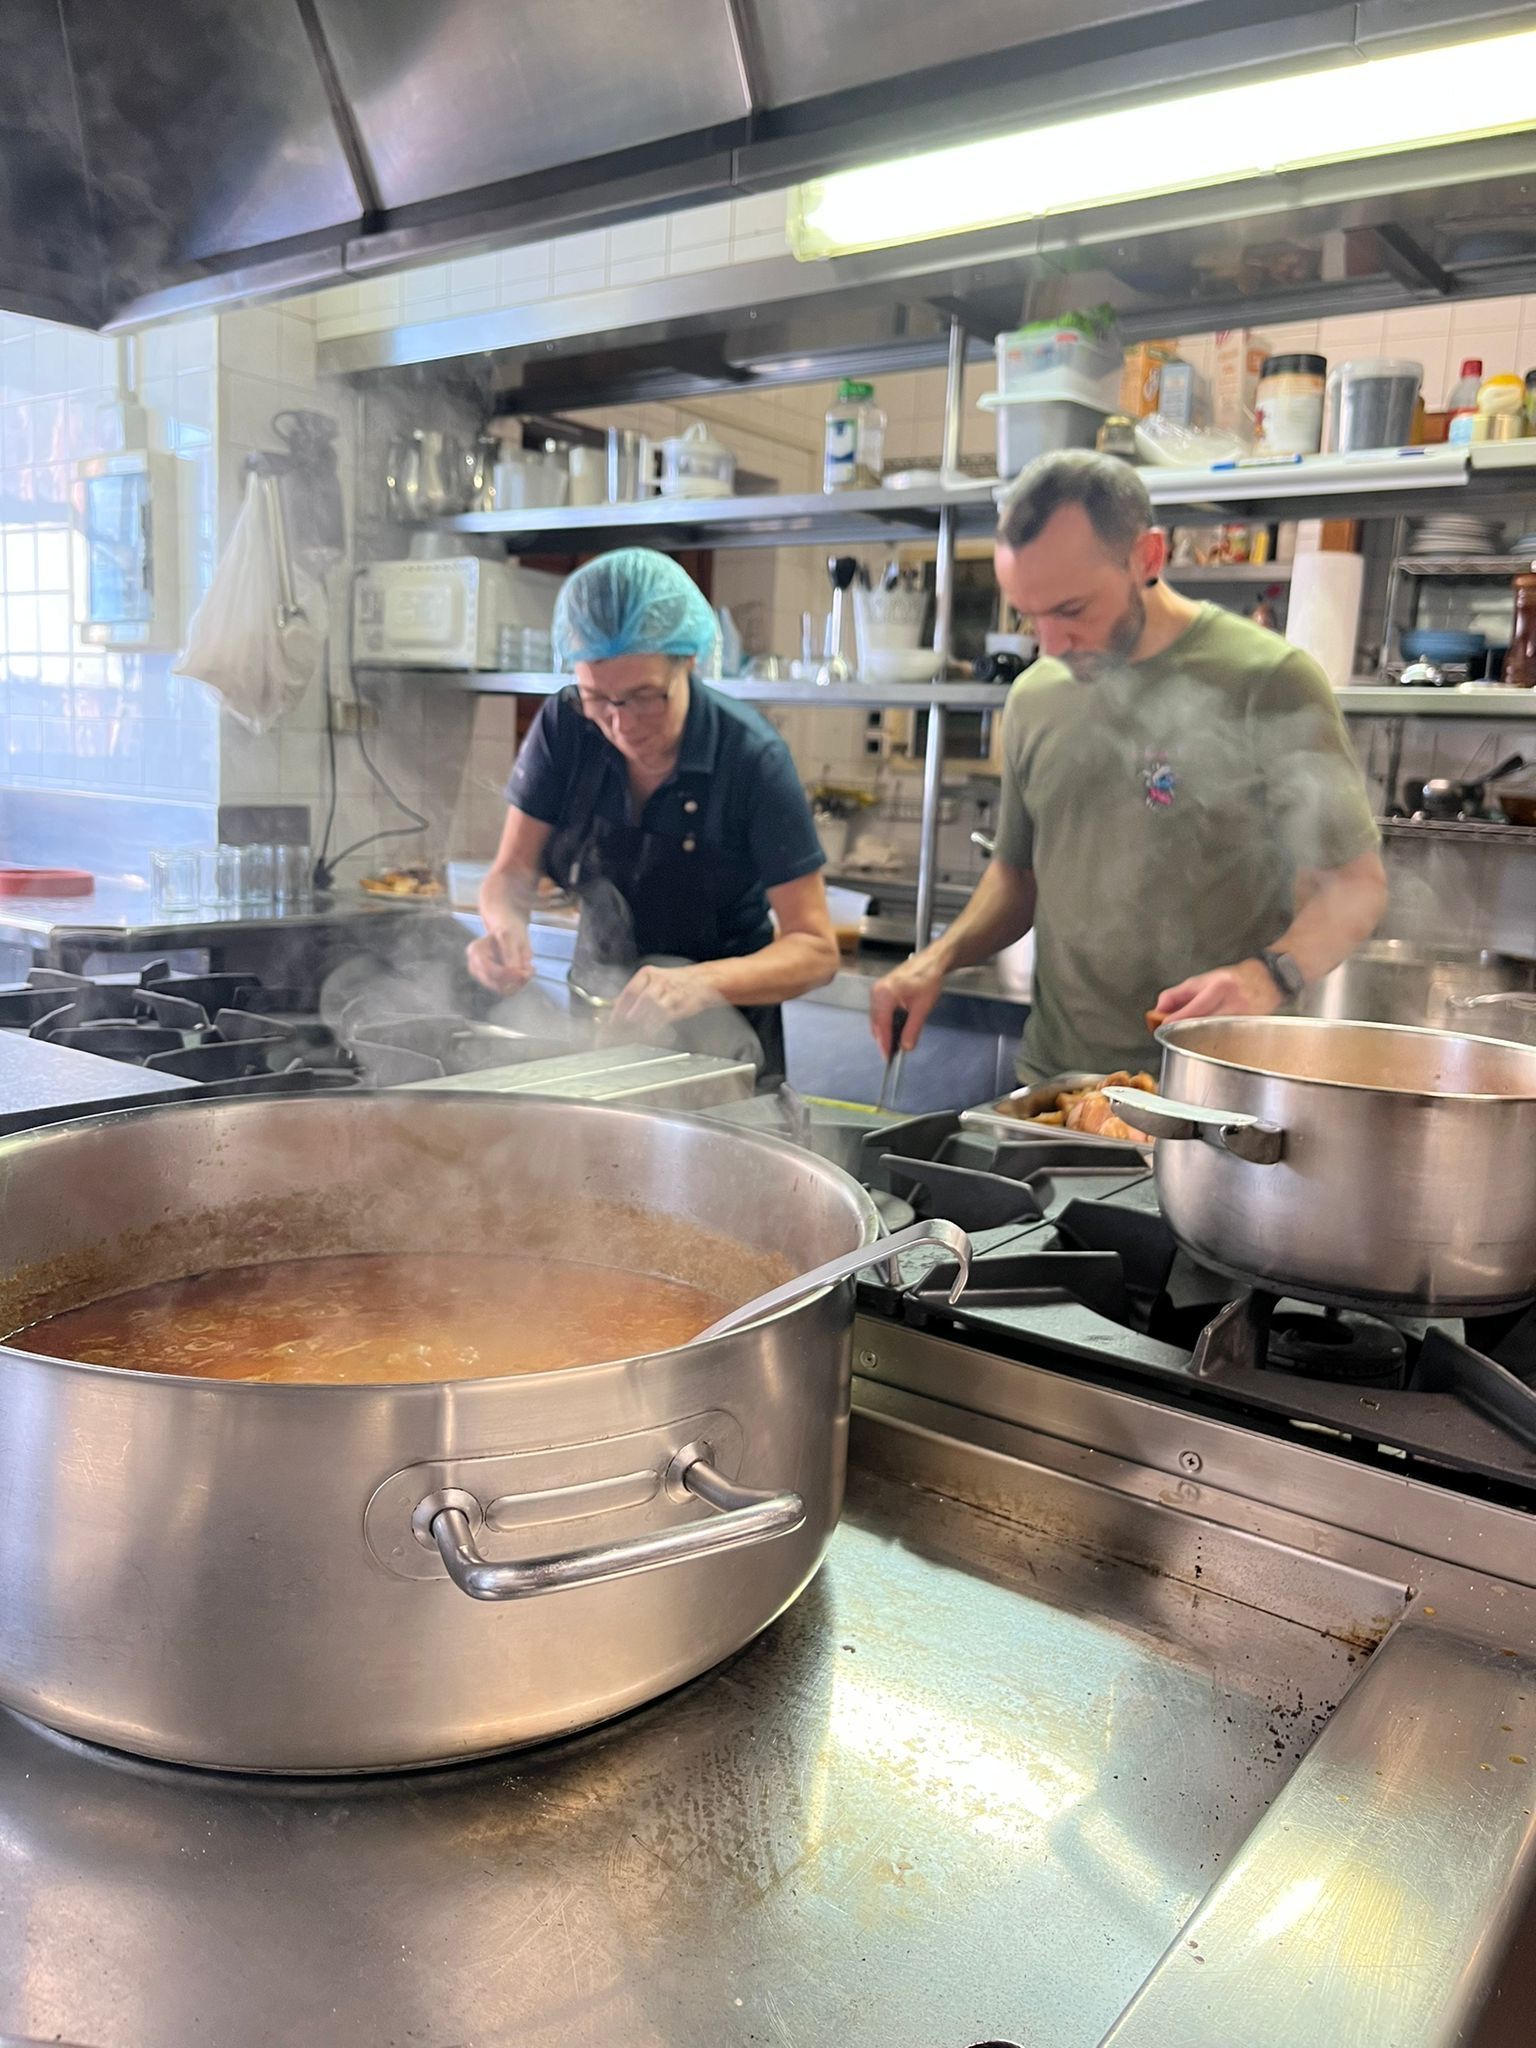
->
[1285,550,1365,688]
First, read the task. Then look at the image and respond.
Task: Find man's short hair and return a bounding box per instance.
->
[996,449,1154,559]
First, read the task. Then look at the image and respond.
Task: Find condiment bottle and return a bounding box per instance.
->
[823,380,886,493]
[1506,573,1536,689]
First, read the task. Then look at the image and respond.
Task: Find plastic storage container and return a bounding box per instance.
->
[1255,353,1326,454]
[979,393,1108,478]
[823,381,886,492]
[996,325,1119,405]
[1324,359,1423,453]
[657,421,737,499]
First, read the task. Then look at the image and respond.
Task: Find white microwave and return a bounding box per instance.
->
[352,558,559,670]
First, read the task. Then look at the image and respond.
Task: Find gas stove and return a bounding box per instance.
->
[851,1107,1536,1504]
[0,963,358,1095]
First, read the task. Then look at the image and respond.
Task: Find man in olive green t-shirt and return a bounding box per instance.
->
[871,450,1386,1081]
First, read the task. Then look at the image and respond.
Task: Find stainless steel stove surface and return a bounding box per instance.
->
[0,1436,1416,2048]
[854,1109,1536,1503]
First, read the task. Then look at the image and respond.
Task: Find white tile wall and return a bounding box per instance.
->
[308,195,796,341]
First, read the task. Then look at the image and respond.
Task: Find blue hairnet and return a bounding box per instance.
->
[552,548,718,669]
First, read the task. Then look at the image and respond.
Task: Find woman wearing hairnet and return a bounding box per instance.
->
[467,548,837,1080]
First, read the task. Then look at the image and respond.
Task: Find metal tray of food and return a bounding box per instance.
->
[959,1070,1158,1150]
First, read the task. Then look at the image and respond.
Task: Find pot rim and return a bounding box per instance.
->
[0,1092,883,1396]
[1157,1013,1536,1105]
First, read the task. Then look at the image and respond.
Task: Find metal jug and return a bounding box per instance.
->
[385,430,462,521]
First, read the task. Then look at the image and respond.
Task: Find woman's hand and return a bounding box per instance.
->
[610,963,723,1036]
[466,918,534,995]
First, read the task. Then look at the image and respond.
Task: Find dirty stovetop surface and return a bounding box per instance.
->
[0,1459,1364,2048]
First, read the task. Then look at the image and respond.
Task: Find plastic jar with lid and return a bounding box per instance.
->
[1255,353,1326,455]
[823,380,886,493]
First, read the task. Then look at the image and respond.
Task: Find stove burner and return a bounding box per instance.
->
[0,962,356,1091]
[1267,1308,1409,1387]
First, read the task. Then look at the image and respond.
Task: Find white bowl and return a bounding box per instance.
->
[862,648,942,685]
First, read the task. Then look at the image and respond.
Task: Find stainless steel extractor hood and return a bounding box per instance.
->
[2,0,1533,331]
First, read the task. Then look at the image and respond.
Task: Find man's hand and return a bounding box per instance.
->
[611,963,723,1037]
[869,955,947,1057]
[1154,958,1281,1024]
[466,918,533,995]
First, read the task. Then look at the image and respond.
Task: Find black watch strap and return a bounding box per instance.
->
[1259,948,1305,1001]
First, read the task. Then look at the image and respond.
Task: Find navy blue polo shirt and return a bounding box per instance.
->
[506,680,825,960]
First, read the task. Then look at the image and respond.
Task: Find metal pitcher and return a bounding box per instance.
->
[385,429,463,521]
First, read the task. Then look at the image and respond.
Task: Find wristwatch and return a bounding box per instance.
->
[1258,948,1305,1002]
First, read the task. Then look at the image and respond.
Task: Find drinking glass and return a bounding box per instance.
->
[198,844,241,913]
[275,843,313,912]
[150,849,199,915]
[238,843,277,912]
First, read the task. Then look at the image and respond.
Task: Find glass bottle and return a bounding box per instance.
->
[1505,574,1536,689]
[823,380,886,492]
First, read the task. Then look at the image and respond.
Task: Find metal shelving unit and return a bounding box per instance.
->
[1334,685,1536,717]
[438,447,1536,554]
[409,441,1536,952]
[428,670,1009,710]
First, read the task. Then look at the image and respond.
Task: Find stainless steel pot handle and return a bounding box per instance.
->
[1454,992,1536,1013]
[424,1445,804,1602]
[1103,1086,1285,1165]
[695,1217,972,1341]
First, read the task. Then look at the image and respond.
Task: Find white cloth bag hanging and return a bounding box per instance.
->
[173,471,326,733]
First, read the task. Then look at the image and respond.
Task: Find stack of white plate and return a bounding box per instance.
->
[1411,513,1504,556]
[1507,528,1536,559]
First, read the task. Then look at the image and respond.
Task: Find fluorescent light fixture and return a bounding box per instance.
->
[790,27,1536,259]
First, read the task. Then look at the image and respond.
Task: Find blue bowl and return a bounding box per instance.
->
[1400,628,1488,663]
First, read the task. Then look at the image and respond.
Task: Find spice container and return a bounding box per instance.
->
[1324,359,1423,453]
[1255,353,1326,455]
[823,380,886,492]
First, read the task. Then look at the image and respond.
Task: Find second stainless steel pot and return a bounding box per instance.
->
[0,1093,898,1772]
[1298,941,1536,1032]
[1107,1016,1536,1315]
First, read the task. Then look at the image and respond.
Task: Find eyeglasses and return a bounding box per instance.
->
[576,684,674,719]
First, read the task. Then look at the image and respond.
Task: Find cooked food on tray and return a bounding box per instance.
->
[991,1070,1159,1144]
[360,864,443,898]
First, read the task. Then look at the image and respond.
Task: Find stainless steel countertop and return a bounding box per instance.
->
[0,883,452,945]
[1,1346,1534,2046]
[0,1030,197,1134]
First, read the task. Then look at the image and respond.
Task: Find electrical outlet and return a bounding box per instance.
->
[331,695,378,734]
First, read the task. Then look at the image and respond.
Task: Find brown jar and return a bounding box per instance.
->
[1507,574,1536,689]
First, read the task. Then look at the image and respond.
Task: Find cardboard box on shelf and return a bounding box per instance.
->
[1120,341,1178,418]
[1155,359,1196,429]
[1212,330,1271,438]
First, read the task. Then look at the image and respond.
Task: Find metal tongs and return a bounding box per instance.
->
[697,1217,970,1341]
[875,1006,908,1113]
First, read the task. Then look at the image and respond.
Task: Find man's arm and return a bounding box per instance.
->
[1154,847,1386,1022]
[467,807,553,993]
[869,857,1038,1056]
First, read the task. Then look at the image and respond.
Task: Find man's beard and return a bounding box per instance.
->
[1063,586,1146,682]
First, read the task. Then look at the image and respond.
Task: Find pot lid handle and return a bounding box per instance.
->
[1104,1087,1285,1165]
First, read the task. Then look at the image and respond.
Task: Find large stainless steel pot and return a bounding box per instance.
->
[1298,941,1536,1033]
[1106,1017,1536,1315]
[0,1093,887,1773]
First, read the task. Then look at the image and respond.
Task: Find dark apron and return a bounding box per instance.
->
[543,729,786,1084]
